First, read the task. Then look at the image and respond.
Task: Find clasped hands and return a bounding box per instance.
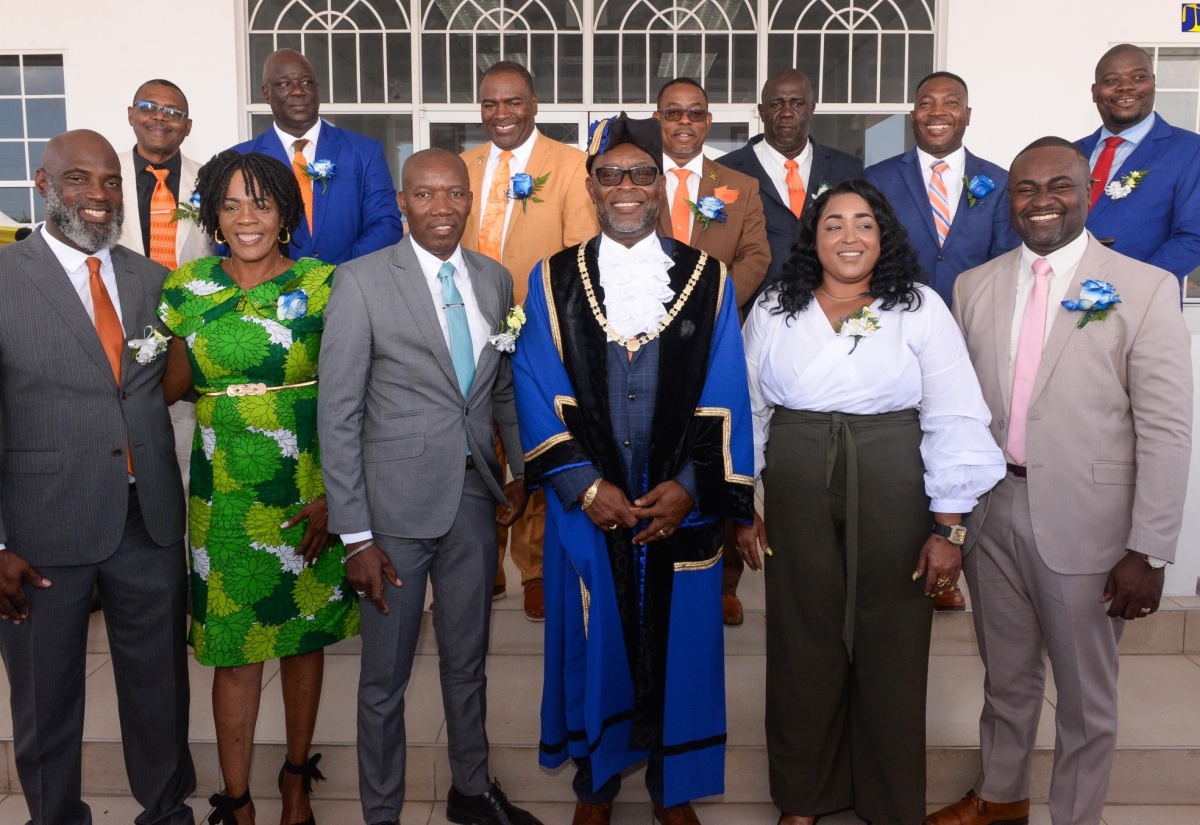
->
[580,479,692,545]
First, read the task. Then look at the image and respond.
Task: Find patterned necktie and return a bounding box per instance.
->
[147,167,177,269]
[929,159,952,247]
[87,256,133,475]
[670,168,692,241]
[438,261,476,399]
[1007,257,1052,466]
[291,139,314,231]
[1089,135,1125,210]
[478,149,513,260]
[783,158,806,218]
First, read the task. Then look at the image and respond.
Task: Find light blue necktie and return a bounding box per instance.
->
[438,261,476,398]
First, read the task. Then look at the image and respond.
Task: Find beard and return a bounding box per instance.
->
[596,203,659,240]
[44,187,124,253]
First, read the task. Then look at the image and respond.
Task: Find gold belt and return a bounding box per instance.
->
[202,379,318,398]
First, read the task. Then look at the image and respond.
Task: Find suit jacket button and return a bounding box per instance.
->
[937,255,946,261]
[120,391,128,400]
[112,449,122,456]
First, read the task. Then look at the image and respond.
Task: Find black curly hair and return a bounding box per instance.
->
[767,177,924,318]
[194,149,303,251]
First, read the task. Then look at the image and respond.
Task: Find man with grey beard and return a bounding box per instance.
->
[0,130,194,825]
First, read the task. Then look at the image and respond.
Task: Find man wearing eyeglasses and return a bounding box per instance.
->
[512,113,755,825]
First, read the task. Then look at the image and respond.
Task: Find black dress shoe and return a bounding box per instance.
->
[446,779,543,825]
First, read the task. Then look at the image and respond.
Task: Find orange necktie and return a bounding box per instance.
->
[147,167,177,269]
[292,139,314,231]
[87,257,133,475]
[478,149,513,261]
[783,159,806,218]
[670,168,692,241]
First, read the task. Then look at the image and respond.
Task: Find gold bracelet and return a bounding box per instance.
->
[580,478,602,510]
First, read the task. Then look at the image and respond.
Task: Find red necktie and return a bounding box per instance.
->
[87,257,133,475]
[1089,136,1125,210]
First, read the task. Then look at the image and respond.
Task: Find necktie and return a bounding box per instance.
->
[438,262,476,399]
[291,139,314,231]
[783,158,806,218]
[1007,257,1052,466]
[1089,135,1125,210]
[147,167,177,269]
[929,159,952,247]
[87,257,133,475]
[478,149,513,261]
[670,168,692,242]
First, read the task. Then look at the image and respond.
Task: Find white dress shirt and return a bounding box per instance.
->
[274,119,323,164]
[743,284,1005,512]
[479,128,539,249]
[917,145,966,225]
[1008,231,1090,366]
[663,153,706,238]
[1088,112,1156,187]
[754,137,813,205]
[41,227,124,327]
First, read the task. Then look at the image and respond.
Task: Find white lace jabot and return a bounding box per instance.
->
[597,233,675,340]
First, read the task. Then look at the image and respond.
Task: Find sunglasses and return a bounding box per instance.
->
[592,165,660,186]
[132,99,188,123]
[658,107,709,122]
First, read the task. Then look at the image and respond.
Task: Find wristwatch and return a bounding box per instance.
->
[1142,553,1169,569]
[932,523,968,546]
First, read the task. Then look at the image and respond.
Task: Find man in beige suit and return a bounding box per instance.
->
[460,60,598,619]
[927,137,1191,825]
[654,77,770,626]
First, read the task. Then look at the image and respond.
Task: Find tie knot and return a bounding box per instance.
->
[437,261,456,282]
[292,139,308,154]
[147,166,170,182]
[672,168,691,183]
[1104,135,1125,150]
[784,159,798,170]
[86,256,102,277]
[1031,257,1053,279]
[931,159,949,175]
[498,149,514,162]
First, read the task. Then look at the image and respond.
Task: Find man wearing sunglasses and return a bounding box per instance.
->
[513,113,755,825]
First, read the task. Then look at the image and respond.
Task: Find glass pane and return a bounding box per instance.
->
[0,56,19,95]
[0,187,34,224]
[33,189,45,223]
[251,113,273,138]
[822,33,850,103]
[861,112,913,167]
[386,33,413,102]
[321,113,412,190]
[22,55,64,95]
[731,34,757,103]
[558,35,584,103]
[621,33,648,103]
[1158,49,1200,88]
[907,33,935,103]
[374,0,409,29]
[28,140,48,174]
[26,99,66,139]
[705,34,731,104]
[1157,92,1199,132]
[0,100,23,139]
[451,34,483,103]
[793,34,821,92]
[851,33,879,103]
[304,32,331,104]
[703,122,751,157]
[360,33,386,103]
[0,144,26,181]
[809,112,906,166]
[1186,268,1200,301]
[248,34,277,99]
[330,32,358,103]
[278,2,312,29]
[421,33,449,102]
[880,34,907,103]
[897,0,935,29]
[538,123,580,148]
[429,122,488,156]
[593,35,619,104]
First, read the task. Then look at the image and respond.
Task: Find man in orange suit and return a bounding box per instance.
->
[461,60,599,620]
[655,77,770,626]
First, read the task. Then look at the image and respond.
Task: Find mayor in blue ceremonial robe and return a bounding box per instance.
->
[512,114,755,825]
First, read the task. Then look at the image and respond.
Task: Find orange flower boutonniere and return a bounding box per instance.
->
[712,185,739,205]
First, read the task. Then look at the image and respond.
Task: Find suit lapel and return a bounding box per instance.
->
[389,240,462,393]
[503,134,550,249]
[309,122,342,245]
[114,252,145,343]
[690,160,719,245]
[901,149,939,246]
[175,157,199,260]
[805,140,832,215]
[990,252,1020,419]
[466,255,500,403]
[736,140,787,211]
[1089,117,1168,222]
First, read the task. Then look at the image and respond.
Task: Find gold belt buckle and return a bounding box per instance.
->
[226,383,268,397]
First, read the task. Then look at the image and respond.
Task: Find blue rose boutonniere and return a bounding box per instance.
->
[963,174,996,207]
[508,171,550,213]
[688,196,728,231]
[277,289,309,321]
[305,160,336,194]
[1062,279,1121,328]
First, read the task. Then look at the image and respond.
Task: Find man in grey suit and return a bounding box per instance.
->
[319,148,541,825]
[0,130,194,824]
[926,137,1192,825]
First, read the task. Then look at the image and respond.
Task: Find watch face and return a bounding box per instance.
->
[949,525,968,545]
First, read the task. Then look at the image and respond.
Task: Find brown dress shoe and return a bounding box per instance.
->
[924,791,1029,825]
[653,802,702,825]
[721,593,744,626]
[523,578,546,622]
[934,583,967,611]
[493,582,507,601]
[571,801,613,825]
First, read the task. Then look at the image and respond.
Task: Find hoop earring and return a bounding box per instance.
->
[278,227,291,245]
[213,228,226,245]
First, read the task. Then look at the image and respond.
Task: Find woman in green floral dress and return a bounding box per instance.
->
[161,150,357,825]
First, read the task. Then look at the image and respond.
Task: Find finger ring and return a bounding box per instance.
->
[1139,607,1152,614]
[936,577,952,587]
[608,524,618,531]
[658,528,667,537]
[355,591,366,598]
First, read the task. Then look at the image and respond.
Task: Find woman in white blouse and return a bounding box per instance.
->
[736,179,1004,825]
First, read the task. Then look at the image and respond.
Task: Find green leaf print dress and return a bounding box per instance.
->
[159,257,359,666]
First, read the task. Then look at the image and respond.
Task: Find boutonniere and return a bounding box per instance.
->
[170,190,202,225]
[488,305,525,353]
[812,181,830,200]
[1062,279,1121,328]
[1105,169,1149,201]
[305,159,336,194]
[508,171,551,213]
[127,326,171,364]
[836,306,880,354]
[688,186,738,231]
[963,174,996,207]
[277,289,309,321]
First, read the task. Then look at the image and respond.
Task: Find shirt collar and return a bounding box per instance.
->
[488,127,538,165]
[916,145,967,177]
[1018,230,1090,282]
[664,152,706,176]
[598,230,669,264]
[411,238,468,285]
[1099,111,1156,146]
[132,146,182,174]
[40,226,113,274]
[274,119,323,155]
[759,137,812,169]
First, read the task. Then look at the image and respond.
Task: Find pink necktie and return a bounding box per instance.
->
[1007,257,1052,465]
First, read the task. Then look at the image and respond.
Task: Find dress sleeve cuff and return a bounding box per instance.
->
[341,530,374,545]
[929,498,978,515]
[673,462,698,503]
[546,465,602,510]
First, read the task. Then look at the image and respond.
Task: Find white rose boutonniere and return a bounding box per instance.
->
[1104,169,1149,201]
[488,305,526,353]
[127,326,171,364]
[836,306,880,354]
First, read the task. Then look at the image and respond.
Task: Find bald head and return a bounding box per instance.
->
[759,68,816,157]
[261,49,320,137]
[36,130,125,254]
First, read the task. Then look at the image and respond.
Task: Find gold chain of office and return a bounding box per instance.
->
[576,243,708,353]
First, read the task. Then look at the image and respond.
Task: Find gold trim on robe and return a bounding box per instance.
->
[694,407,756,486]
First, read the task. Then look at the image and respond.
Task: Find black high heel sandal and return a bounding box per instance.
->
[278,752,325,825]
[207,789,252,825]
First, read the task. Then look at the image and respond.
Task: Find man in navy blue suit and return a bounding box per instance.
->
[234,49,403,264]
[1078,43,1200,289]
[865,72,1020,310]
[721,69,861,313]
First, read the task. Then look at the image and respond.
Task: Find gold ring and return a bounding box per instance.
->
[1139,607,1152,614]
[658,528,667,537]
[936,577,952,587]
